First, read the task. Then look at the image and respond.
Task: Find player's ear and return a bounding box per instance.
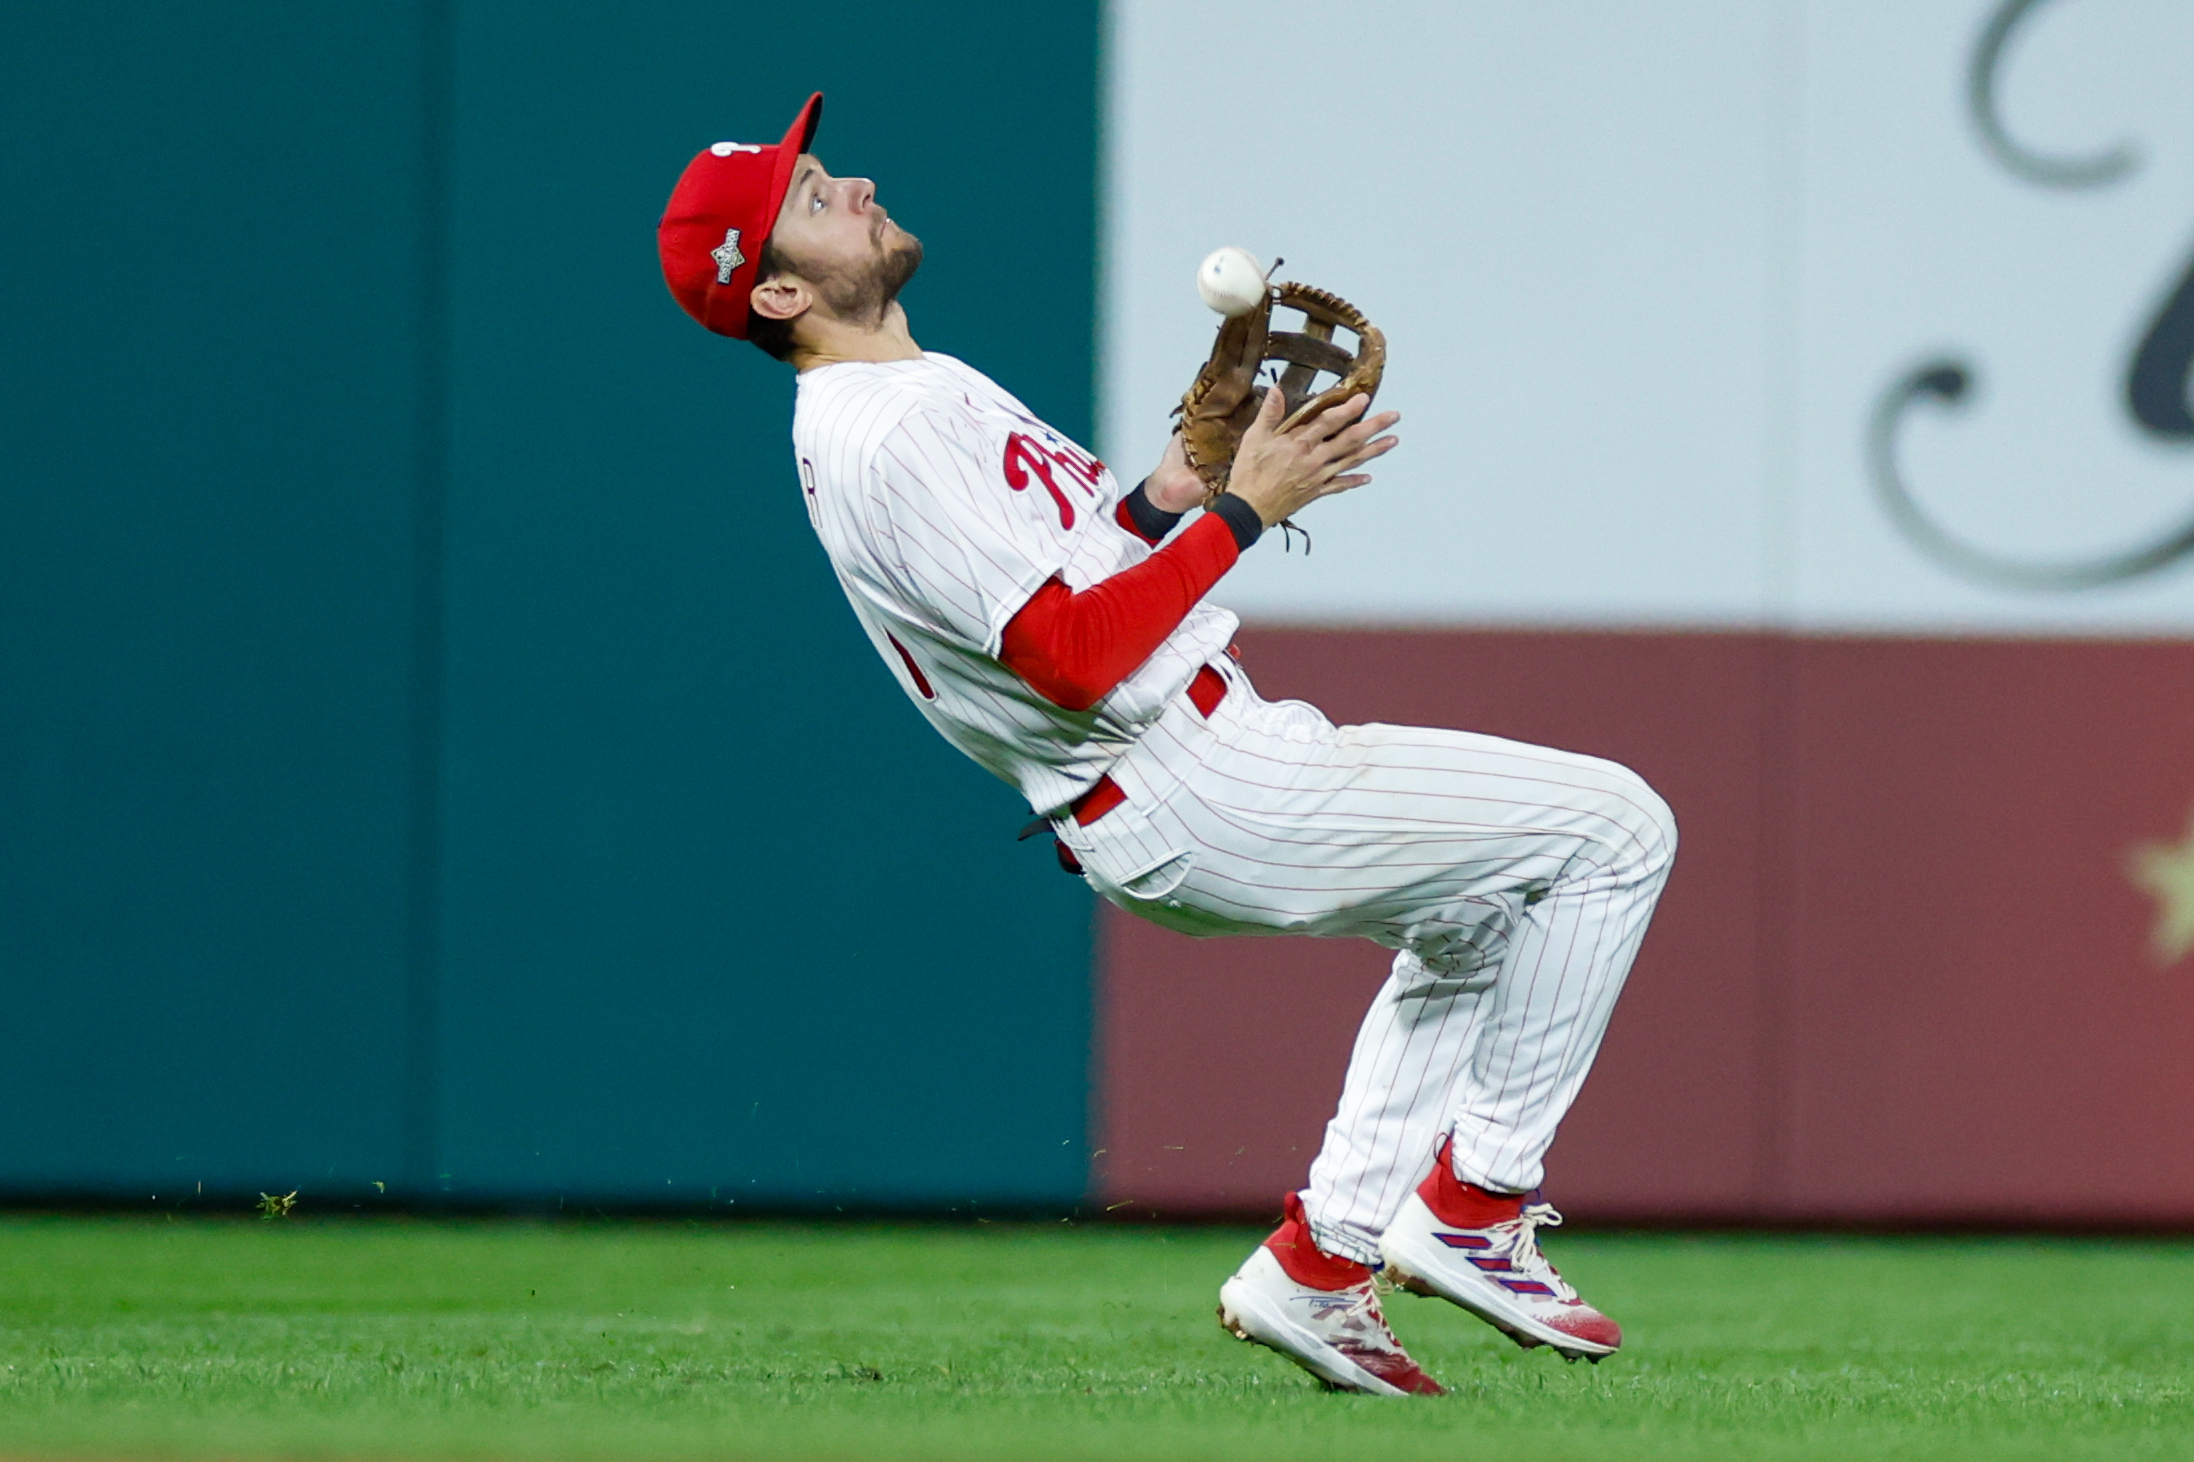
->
[750,273,811,324]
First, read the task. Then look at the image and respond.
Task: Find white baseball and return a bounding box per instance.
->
[1196,246,1267,317]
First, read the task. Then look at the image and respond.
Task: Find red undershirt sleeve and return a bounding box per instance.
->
[999,511,1241,712]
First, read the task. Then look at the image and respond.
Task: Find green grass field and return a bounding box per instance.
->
[1,1216,2189,1461]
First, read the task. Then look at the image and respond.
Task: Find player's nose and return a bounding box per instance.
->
[846,177,877,211]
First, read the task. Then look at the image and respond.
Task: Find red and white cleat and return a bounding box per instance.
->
[1380,1141,1622,1362]
[1217,1195,1445,1397]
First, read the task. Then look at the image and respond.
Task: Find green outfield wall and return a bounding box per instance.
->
[0,1,1101,1209]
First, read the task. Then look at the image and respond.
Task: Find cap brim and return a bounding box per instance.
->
[760,92,824,256]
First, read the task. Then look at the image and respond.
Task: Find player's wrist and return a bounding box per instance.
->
[1144,471,1206,516]
[1143,431,1208,515]
[1122,478,1187,542]
[1209,492,1263,551]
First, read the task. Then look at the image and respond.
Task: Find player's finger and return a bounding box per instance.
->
[1316,412,1400,463]
[1297,391,1370,439]
[1308,415,1399,471]
[1328,433,1399,473]
[1303,475,1370,506]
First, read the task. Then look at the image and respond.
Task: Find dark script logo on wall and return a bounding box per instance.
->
[1871,0,2194,591]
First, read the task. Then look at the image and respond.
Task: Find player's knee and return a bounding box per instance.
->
[1604,762,1678,872]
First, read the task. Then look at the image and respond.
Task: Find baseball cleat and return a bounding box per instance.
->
[1218,1247,1445,1396]
[1218,1194,1443,1398]
[1380,1145,1621,1361]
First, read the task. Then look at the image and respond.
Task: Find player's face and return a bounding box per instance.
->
[775,156,899,264]
[766,155,923,326]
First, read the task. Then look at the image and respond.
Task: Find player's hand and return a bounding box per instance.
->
[1224,388,1400,528]
[1144,431,1207,516]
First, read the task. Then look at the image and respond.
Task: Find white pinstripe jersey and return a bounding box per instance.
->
[792,353,1238,814]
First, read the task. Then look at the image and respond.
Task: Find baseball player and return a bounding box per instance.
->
[658,94,1677,1397]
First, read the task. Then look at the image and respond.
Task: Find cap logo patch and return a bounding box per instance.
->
[709,141,763,157]
[711,228,746,285]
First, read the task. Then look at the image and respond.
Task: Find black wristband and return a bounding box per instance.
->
[1209,492,1265,551]
[1122,478,1186,542]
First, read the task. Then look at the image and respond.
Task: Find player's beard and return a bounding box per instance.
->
[813,227,923,328]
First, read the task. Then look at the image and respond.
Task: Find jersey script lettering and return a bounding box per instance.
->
[1003,431,1102,530]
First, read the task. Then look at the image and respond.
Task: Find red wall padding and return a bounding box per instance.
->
[1093,628,2194,1225]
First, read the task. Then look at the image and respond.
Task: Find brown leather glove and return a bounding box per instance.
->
[1176,281,1387,502]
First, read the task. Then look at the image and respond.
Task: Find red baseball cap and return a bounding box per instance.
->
[658,92,823,339]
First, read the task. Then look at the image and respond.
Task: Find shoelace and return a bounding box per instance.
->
[1494,1202,1581,1302]
[1327,1283,1406,1351]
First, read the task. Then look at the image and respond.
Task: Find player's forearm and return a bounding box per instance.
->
[1001,504,1261,711]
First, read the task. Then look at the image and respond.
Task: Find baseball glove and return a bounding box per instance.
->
[1176,281,1387,501]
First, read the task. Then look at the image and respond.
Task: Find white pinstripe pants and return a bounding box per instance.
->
[1057,660,1677,1267]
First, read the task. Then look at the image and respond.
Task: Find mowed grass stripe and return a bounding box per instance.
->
[0,1216,2190,1460]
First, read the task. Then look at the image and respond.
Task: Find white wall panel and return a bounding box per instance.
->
[1104,0,2194,633]
[1104,0,1789,627]
[1792,0,2194,633]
